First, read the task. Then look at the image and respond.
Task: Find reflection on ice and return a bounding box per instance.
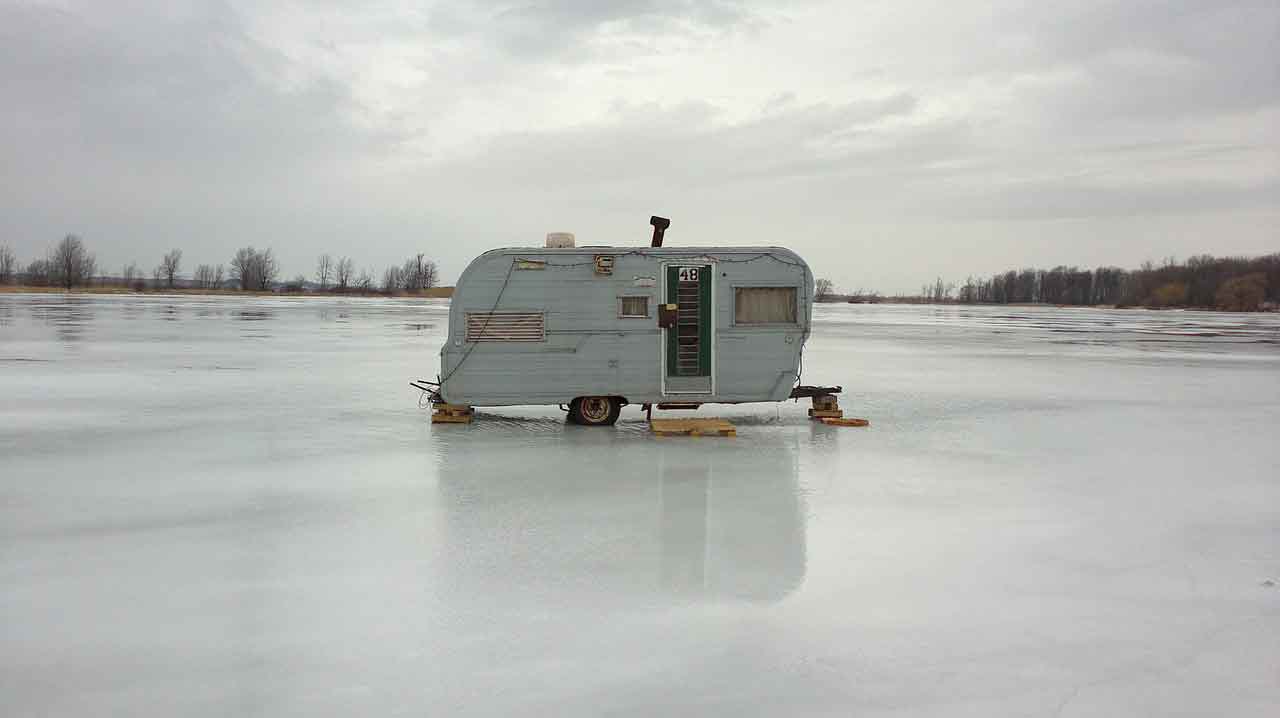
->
[26,295,94,342]
[233,309,273,321]
[659,449,805,600]
[155,303,181,321]
[434,427,806,605]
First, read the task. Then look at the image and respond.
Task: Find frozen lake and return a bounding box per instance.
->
[2,293,1278,716]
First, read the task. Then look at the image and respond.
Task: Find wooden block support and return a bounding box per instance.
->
[432,403,474,424]
[811,394,840,412]
[650,418,736,437]
[809,394,844,420]
[819,417,869,427]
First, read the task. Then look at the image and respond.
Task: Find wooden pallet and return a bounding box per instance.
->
[818,417,869,427]
[809,394,848,420]
[432,403,474,424]
[650,417,736,437]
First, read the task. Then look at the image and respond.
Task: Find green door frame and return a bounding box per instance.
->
[665,264,712,378]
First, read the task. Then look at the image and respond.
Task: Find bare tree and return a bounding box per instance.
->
[50,234,96,289]
[121,262,141,288]
[356,268,373,293]
[193,263,224,289]
[229,247,279,291]
[1216,273,1268,311]
[401,253,440,292]
[229,247,254,290]
[316,253,333,290]
[419,255,439,289]
[937,252,1280,308]
[335,256,355,293]
[815,278,835,301]
[401,257,420,291]
[158,249,182,288]
[0,244,15,284]
[25,259,50,286]
[382,265,404,293]
[256,250,278,291]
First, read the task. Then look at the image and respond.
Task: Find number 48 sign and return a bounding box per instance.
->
[677,267,700,282]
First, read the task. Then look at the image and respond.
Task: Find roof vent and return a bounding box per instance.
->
[546,232,575,248]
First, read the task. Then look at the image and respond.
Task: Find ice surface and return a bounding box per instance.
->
[2,294,1278,716]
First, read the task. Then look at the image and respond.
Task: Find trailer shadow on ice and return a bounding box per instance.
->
[434,423,807,602]
[418,217,843,426]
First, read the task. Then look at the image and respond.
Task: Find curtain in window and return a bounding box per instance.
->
[735,287,797,324]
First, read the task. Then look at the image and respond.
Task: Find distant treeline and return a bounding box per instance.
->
[911,253,1279,311]
[0,235,444,296]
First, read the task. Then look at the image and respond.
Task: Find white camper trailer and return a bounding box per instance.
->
[423,218,840,425]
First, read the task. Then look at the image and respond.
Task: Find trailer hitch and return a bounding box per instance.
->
[788,385,843,399]
[409,379,442,404]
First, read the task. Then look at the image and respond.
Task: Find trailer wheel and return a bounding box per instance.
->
[570,397,621,426]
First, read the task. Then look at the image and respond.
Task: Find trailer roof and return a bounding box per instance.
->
[455,245,811,287]
[480,246,802,255]
[472,246,810,266]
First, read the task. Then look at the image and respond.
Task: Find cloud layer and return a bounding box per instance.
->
[2,0,1276,290]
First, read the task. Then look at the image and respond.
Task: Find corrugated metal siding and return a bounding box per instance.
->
[465,311,545,342]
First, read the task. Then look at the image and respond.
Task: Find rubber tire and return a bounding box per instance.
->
[569,396,621,426]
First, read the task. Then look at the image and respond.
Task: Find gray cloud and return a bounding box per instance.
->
[434,92,921,190]
[0,0,1275,292]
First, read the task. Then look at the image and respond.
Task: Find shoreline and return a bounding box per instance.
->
[0,285,454,298]
[3,287,1272,312]
[821,299,1276,313]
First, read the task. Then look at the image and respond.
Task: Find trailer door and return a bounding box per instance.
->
[664,264,713,393]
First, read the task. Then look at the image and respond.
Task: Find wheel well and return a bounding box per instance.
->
[568,396,628,406]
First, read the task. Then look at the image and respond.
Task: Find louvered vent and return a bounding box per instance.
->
[465,312,545,342]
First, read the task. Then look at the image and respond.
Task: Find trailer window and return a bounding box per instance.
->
[735,287,797,324]
[618,296,649,318]
[465,311,545,341]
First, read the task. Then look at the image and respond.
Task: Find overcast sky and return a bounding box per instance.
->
[2,0,1276,291]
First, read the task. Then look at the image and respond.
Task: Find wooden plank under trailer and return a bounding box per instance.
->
[650,418,737,437]
[431,403,474,424]
[819,417,870,427]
